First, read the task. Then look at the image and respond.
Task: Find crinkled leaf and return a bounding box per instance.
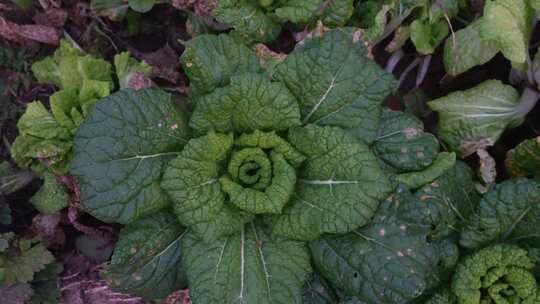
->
[189,73,301,134]
[31,40,113,91]
[114,52,152,90]
[452,244,538,304]
[409,161,480,240]
[428,80,524,157]
[320,0,354,26]
[310,188,459,303]
[268,125,391,240]
[1,238,55,284]
[373,109,439,173]
[395,152,456,189]
[213,0,281,44]
[276,29,396,143]
[480,0,532,65]
[10,135,71,174]
[71,88,191,224]
[180,34,262,97]
[273,0,321,24]
[102,212,187,300]
[410,19,449,55]
[16,102,70,141]
[162,132,253,241]
[30,173,68,214]
[505,137,540,179]
[460,178,540,249]
[443,20,499,76]
[182,222,312,304]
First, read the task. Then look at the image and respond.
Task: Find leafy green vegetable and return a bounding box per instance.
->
[460,178,540,249]
[11,40,113,174]
[310,186,459,303]
[102,212,187,300]
[452,244,538,304]
[428,80,533,157]
[30,173,68,214]
[443,20,499,76]
[410,19,448,55]
[70,89,191,224]
[71,29,398,302]
[213,0,354,43]
[505,137,540,179]
[275,29,396,143]
[181,221,312,303]
[480,0,532,66]
[442,0,534,75]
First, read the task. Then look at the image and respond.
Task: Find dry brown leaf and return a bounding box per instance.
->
[0,16,60,45]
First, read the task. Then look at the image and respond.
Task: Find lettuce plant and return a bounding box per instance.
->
[68,29,462,302]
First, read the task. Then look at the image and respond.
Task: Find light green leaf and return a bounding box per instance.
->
[71,88,191,224]
[189,73,301,134]
[480,0,532,65]
[128,0,155,13]
[428,80,525,157]
[10,135,72,174]
[452,244,538,304]
[505,137,540,179]
[310,188,459,303]
[268,125,391,240]
[179,34,262,97]
[114,52,152,90]
[102,212,187,300]
[182,222,312,304]
[276,29,396,143]
[30,173,68,214]
[90,0,129,20]
[373,109,439,173]
[162,132,253,241]
[460,178,540,249]
[395,152,456,189]
[410,19,449,55]
[32,40,113,91]
[16,102,70,140]
[443,20,499,76]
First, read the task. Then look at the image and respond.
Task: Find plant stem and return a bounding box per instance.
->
[515,86,539,118]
